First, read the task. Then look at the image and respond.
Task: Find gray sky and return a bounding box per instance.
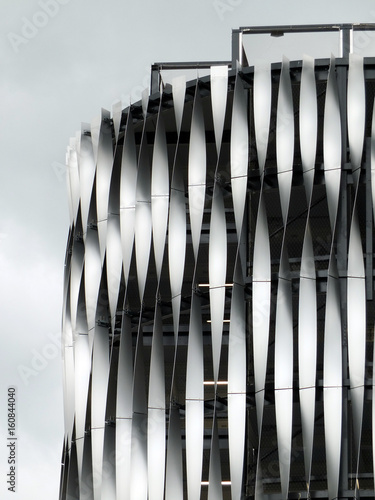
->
[0,1,374,498]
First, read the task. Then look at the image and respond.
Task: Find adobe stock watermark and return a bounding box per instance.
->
[7,0,71,54]
[17,331,61,386]
[213,0,243,22]
[51,160,68,184]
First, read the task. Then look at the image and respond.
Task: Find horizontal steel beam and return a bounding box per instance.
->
[237,23,375,34]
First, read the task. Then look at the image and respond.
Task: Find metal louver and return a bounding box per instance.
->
[60,43,375,500]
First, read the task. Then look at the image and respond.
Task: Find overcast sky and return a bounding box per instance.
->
[1,1,375,498]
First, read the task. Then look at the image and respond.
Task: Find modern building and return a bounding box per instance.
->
[60,24,375,500]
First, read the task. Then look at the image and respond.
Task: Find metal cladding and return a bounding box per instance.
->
[60,52,375,500]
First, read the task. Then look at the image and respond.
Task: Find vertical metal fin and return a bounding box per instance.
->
[347,56,366,477]
[324,56,342,234]
[211,65,228,158]
[120,113,137,287]
[276,56,294,226]
[208,415,223,500]
[91,323,110,500]
[231,73,248,241]
[130,327,148,500]
[168,163,186,343]
[254,63,271,176]
[348,53,365,187]
[96,109,113,262]
[79,125,96,234]
[152,111,169,282]
[106,144,122,328]
[172,76,186,138]
[228,260,246,500]
[85,224,102,333]
[324,260,342,500]
[74,333,91,480]
[188,87,206,261]
[135,132,152,303]
[101,425,116,500]
[300,55,317,203]
[298,224,317,488]
[323,56,343,500]
[116,314,133,500]
[252,194,271,435]
[165,407,184,500]
[148,304,166,500]
[274,247,293,499]
[347,209,366,472]
[209,184,227,384]
[186,294,204,499]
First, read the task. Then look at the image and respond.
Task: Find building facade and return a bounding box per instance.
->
[60,25,375,500]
